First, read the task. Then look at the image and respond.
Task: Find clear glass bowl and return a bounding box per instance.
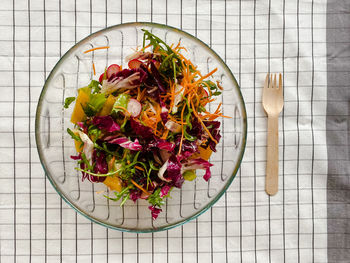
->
[35,22,247,233]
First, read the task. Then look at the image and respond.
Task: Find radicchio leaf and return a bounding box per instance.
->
[130,118,154,138]
[167,155,184,188]
[158,160,171,182]
[160,185,171,198]
[70,154,81,160]
[146,138,175,152]
[136,67,148,83]
[182,158,213,181]
[107,137,142,151]
[91,150,107,182]
[175,136,199,161]
[148,205,162,220]
[159,99,168,124]
[92,116,120,132]
[76,122,87,133]
[205,121,221,152]
[129,190,141,202]
[150,61,166,93]
[101,71,140,94]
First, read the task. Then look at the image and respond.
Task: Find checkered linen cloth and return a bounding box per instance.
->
[1,0,346,262]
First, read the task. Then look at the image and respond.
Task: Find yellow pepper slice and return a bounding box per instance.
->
[198,146,213,161]
[103,176,122,192]
[70,88,90,124]
[99,95,116,116]
[74,139,83,152]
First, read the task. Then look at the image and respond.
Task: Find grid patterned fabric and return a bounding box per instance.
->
[0,0,330,262]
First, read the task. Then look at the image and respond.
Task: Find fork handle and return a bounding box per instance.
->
[266,115,279,195]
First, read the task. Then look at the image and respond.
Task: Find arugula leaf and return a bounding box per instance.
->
[142,29,182,82]
[147,188,164,207]
[80,152,94,171]
[67,128,82,142]
[87,125,101,143]
[104,186,130,206]
[142,29,174,54]
[202,80,222,97]
[198,105,206,113]
[64,97,75,109]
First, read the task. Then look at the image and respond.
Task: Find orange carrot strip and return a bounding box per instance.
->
[202,81,213,97]
[141,43,152,51]
[83,46,110,54]
[136,87,141,101]
[214,103,222,114]
[114,106,131,116]
[193,68,218,85]
[131,179,151,195]
[216,81,224,90]
[135,166,145,172]
[92,62,96,76]
[190,100,218,144]
[161,129,169,139]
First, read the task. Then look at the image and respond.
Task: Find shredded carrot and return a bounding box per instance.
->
[92,62,96,76]
[141,44,152,51]
[168,115,186,125]
[139,89,147,101]
[136,87,141,101]
[161,129,169,139]
[131,179,151,195]
[83,46,110,54]
[135,166,145,172]
[214,103,222,114]
[202,81,213,97]
[168,82,176,113]
[108,156,116,170]
[216,81,224,90]
[190,100,218,144]
[114,106,131,116]
[193,68,218,85]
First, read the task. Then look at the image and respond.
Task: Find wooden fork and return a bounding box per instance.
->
[262,73,283,195]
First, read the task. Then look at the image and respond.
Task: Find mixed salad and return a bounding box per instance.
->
[65,30,229,220]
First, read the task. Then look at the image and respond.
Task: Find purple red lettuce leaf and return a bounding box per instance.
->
[148,205,162,220]
[129,190,141,202]
[159,99,168,124]
[130,118,154,138]
[145,138,175,152]
[182,158,213,181]
[167,155,184,188]
[205,121,221,152]
[107,136,142,151]
[150,61,166,93]
[160,185,171,197]
[92,116,120,132]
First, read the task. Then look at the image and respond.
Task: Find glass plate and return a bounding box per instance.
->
[35,22,247,233]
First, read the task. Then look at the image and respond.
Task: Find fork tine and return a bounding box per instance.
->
[278,73,283,93]
[273,74,277,89]
[264,73,269,89]
[269,74,273,89]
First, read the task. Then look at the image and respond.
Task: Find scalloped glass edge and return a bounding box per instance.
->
[35,22,248,233]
